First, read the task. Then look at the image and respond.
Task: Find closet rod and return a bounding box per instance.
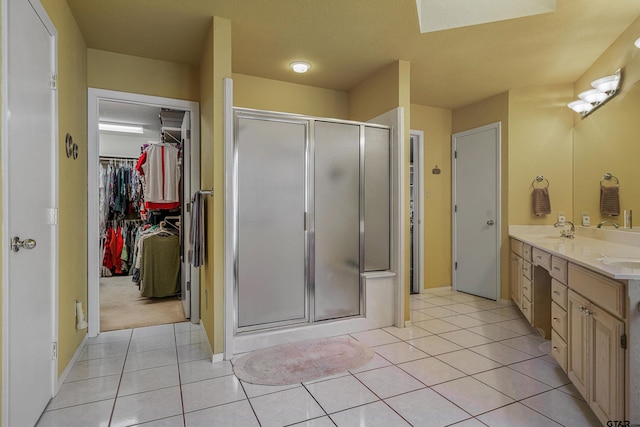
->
[99,155,138,161]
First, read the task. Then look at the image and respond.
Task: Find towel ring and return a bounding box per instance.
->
[601,173,619,186]
[531,176,549,189]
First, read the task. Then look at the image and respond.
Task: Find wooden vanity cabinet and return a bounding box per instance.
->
[567,265,626,425]
[550,258,569,372]
[510,240,523,309]
[509,239,550,336]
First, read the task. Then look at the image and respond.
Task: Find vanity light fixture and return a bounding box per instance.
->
[99,122,144,134]
[289,61,311,73]
[567,69,621,117]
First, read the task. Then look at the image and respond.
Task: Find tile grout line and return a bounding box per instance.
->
[107,329,133,427]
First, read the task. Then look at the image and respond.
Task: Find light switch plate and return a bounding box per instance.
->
[581,211,590,227]
[557,212,566,224]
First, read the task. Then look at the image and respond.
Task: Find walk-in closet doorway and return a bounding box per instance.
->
[87,89,201,336]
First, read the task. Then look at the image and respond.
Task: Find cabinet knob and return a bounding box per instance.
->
[553,346,559,351]
[553,317,559,322]
[553,291,560,296]
[553,266,561,271]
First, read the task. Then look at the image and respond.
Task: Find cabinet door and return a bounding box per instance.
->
[568,290,589,400]
[510,253,522,309]
[589,305,625,424]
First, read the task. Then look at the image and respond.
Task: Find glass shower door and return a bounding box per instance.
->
[313,121,362,321]
[236,116,308,329]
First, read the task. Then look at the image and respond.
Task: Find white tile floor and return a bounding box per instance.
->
[36,288,603,426]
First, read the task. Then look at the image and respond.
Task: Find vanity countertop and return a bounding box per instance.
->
[509,225,640,280]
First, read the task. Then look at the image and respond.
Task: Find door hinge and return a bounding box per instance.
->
[454,151,457,159]
[186,202,191,213]
[186,129,191,139]
[50,73,57,90]
[455,262,458,270]
[455,205,457,213]
[47,208,58,225]
[186,281,191,291]
[621,334,627,349]
[52,342,58,360]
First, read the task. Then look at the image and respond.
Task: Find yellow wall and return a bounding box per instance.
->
[40,0,89,375]
[508,85,574,225]
[232,73,349,119]
[572,16,640,225]
[88,49,199,101]
[199,17,231,354]
[199,21,215,351]
[349,60,412,321]
[410,104,452,289]
[452,92,510,299]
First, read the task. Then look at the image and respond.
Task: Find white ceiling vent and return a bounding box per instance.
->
[415,0,557,33]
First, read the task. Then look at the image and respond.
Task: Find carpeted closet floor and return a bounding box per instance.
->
[100,276,187,331]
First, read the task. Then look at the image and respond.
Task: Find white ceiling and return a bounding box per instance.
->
[67,0,640,109]
[99,101,162,132]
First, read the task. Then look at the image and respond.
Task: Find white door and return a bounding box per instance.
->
[452,123,500,300]
[181,112,191,317]
[3,0,58,425]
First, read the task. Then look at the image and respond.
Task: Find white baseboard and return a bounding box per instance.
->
[199,319,214,360]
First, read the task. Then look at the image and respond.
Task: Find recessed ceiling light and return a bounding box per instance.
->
[289,61,311,73]
[635,37,640,48]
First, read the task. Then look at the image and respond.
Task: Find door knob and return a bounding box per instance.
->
[486,220,495,225]
[11,237,36,252]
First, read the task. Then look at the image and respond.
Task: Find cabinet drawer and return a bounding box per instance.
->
[532,248,551,271]
[551,301,567,341]
[511,239,523,257]
[551,279,568,310]
[568,264,625,319]
[522,261,532,280]
[522,277,532,301]
[551,330,568,373]
[522,244,532,262]
[522,297,532,323]
[551,257,568,284]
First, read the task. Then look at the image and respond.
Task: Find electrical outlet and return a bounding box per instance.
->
[557,212,566,224]
[581,211,591,227]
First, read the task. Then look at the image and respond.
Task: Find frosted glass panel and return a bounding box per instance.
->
[364,127,390,271]
[237,117,306,328]
[314,121,361,321]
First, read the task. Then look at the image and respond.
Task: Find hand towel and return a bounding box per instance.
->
[532,187,551,216]
[188,192,205,267]
[600,185,620,216]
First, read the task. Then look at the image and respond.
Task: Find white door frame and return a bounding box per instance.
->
[451,122,501,298]
[409,130,425,294]
[2,0,59,422]
[87,88,200,336]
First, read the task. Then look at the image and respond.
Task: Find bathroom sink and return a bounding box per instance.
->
[598,256,640,268]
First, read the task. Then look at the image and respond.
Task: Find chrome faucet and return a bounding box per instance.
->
[597,220,620,229]
[554,221,575,238]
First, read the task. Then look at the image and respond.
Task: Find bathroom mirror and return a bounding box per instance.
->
[573,81,640,230]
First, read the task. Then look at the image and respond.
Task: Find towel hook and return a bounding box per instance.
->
[531,176,549,189]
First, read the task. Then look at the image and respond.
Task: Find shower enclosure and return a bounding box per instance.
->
[233,109,390,333]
